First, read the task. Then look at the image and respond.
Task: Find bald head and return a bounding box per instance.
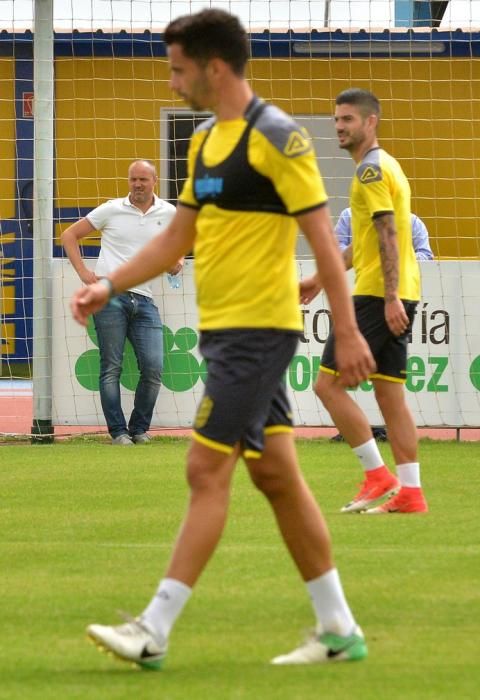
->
[129,159,157,177]
[128,160,158,212]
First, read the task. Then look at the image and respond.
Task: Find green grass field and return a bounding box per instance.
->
[1,437,478,700]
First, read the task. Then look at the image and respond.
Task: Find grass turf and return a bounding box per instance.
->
[0,438,478,699]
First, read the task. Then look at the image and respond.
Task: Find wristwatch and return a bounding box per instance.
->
[97,277,115,299]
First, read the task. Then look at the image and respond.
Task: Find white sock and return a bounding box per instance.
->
[396,462,421,488]
[142,577,192,641]
[306,568,356,637]
[352,438,384,472]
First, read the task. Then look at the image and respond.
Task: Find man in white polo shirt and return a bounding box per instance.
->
[62,159,179,444]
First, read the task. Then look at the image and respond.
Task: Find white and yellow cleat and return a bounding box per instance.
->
[87,614,167,670]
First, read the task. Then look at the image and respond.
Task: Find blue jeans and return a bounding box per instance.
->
[93,292,163,438]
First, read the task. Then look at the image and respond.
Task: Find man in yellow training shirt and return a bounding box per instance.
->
[302,88,428,515]
[70,10,375,668]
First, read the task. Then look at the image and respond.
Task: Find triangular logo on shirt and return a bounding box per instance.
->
[359,164,382,183]
[284,130,311,157]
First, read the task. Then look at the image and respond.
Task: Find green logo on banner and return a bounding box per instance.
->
[74,319,206,393]
[469,355,480,391]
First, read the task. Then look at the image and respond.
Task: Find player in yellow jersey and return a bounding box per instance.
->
[70,11,375,668]
[301,88,428,515]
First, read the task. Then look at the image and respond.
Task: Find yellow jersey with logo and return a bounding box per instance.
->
[179,97,328,330]
[350,147,420,301]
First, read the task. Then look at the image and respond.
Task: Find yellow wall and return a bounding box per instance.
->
[55,57,175,206]
[50,56,480,258]
[0,58,16,220]
[0,58,16,341]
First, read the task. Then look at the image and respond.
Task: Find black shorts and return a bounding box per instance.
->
[193,329,300,458]
[320,295,417,382]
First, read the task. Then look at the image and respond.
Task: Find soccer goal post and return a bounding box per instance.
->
[31,0,54,443]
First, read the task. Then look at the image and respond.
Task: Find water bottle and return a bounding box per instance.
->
[167,273,181,289]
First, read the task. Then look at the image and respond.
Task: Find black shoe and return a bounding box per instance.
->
[330,432,345,443]
[372,427,388,442]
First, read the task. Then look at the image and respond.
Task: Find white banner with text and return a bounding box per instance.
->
[52,260,480,428]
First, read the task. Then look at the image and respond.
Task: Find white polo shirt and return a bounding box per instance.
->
[86,195,176,297]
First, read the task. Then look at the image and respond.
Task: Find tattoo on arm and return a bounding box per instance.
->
[375,213,399,302]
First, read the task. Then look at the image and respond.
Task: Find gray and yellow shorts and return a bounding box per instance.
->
[320,295,418,383]
[193,329,300,458]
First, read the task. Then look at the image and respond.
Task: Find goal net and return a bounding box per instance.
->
[1,1,479,438]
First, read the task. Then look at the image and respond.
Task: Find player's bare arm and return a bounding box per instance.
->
[71,204,197,326]
[298,207,375,386]
[342,243,353,270]
[299,241,353,304]
[300,237,353,305]
[374,213,409,336]
[299,273,323,305]
[300,239,353,304]
[61,218,99,285]
[168,258,185,275]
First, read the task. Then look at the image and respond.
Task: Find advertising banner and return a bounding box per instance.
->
[52,259,480,428]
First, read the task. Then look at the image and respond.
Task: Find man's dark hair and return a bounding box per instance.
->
[336,88,381,120]
[164,9,249,76]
